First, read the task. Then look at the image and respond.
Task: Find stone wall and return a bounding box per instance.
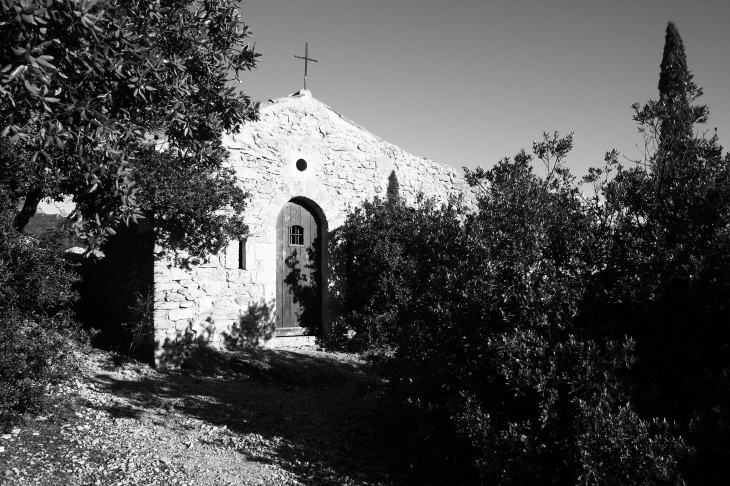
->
[153,90,475,364]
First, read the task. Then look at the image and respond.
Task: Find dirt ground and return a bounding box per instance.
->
[0,346,410,486]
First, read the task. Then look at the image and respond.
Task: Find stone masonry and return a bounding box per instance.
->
[153,89,474,364]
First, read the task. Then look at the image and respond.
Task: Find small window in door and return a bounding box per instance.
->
[289,225,304,246]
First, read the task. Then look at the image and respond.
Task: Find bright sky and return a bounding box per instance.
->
[237,0,730,181]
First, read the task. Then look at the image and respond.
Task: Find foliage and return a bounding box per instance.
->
[656,22,706,149]
[0,0,257,255]
[122,291,154,357]
[333,132,690,484]
[0,192,86,423]
[133,147,248,259]
[331,193,472,353]
[581,22,730,485]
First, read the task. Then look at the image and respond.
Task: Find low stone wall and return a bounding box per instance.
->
[153,253,277,365]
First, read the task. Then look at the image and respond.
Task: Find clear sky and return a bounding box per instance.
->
[236,0,730,180]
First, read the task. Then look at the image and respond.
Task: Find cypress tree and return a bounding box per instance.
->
[657,22,696,146]
[649,22,713,201]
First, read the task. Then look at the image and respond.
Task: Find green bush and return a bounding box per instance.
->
[0,196,86,423]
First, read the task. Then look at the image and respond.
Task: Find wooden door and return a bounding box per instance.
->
[276,200,321,335]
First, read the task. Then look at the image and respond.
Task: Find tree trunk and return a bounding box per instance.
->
[14,188,43,232]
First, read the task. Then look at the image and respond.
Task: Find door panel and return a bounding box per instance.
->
[277,200,321,334]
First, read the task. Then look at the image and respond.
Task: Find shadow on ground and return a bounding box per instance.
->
[83,346,407,485]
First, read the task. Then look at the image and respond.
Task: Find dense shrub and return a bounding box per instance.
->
[581,147,730,485]
[330,192,475,353]
[0,195,86,423]
[333,133,690,484]
[577,23,730,485]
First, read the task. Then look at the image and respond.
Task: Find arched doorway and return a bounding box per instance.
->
[276,198,325,336]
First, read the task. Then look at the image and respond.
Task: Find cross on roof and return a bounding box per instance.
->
[294,43,318,90]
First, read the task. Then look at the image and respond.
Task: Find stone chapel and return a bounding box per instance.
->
[151,89,471,364]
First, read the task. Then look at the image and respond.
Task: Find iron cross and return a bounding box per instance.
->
[294,43,318,90]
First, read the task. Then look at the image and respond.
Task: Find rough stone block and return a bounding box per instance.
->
[169,267,189,281]
[227,270,252,284]
[196,268,225,279]
[153,330,175,348]
[202,282,224,296]
[255,269,276,284]
[189,319,209,334]
[166,293,185,302]
[258,259,276,270]
[244,239,257,269]
[179,280,198,290]
[237,168,258,179]
[156,319,175,331]
[157,282,182,292]
[247,286,264,301]
[220,318,236,329]
[168,308,194,321]
[158,301,181,310]
[179,301,195,308]
[225,240,239,269]
[265,228,277,244]
[235,295,252,305]
[213,298,236,309]
[175,320,190,331]
[376,155,393,169]
[177,288,192,300]
[154,265,169,276]
[176,330,192,344]
[263,283,276,300]
[199,296,214,312]
[231,130,256,147]
[255,243,275,260]
[206,310,222,326]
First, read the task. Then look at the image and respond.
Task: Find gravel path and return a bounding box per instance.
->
[1,346,405,486]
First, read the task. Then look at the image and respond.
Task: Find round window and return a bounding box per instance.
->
[296,158,308,172]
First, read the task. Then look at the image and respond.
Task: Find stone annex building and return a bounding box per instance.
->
[147,89,471,364]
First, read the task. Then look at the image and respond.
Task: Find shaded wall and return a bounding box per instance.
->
[75,223,154,354]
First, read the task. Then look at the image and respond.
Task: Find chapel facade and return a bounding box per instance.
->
[152,90,471,364]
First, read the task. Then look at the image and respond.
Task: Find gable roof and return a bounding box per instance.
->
[259,89,384,143]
